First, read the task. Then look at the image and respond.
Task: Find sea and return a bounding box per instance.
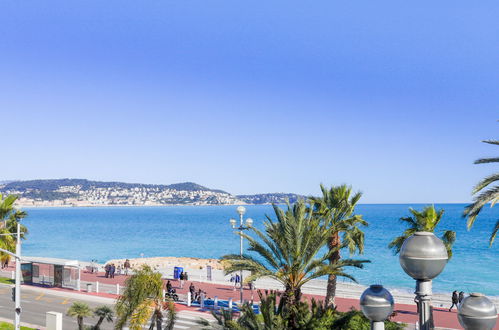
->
[20,204,499,296]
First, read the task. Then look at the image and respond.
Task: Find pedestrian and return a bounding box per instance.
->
[235,274,241,288]
[166,280,172,293]
[124,259,131,276]
[105,264,110,278]
[458,291,465,306]
[189,282,196,298]
[179,271,184,289]
[110,264,116,279]
[449,290,459,311]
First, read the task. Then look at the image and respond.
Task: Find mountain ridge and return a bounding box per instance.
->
[0,178,303,206]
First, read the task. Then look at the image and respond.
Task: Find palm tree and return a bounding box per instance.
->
[308,184,368,307]
[221,200,368,327]
[463,138,499,245]
[388,205,456,258]
[115,265,173,330]
[0,194,28,267]
[93,306,114,329]
[67,302,93,330]
[0,194,17,221]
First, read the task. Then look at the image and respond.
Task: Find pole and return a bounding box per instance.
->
[14,223,21,330]
[371,321,384,330]
[415,279,432,330]
[239,213,244,304]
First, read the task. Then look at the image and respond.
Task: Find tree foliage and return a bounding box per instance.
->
[388,205,456,258]
[67,302,93,330]
[115,265,174,330]
[309,184,368,307]
[464,137,499,245]
[221,200,368,327]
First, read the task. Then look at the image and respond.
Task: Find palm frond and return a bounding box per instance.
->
[472,173,499,194]
[483,140,499,146]
[489,219,499,246]
[474,157,499,164]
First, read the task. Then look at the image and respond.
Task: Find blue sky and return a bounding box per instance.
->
[0,1,498,202]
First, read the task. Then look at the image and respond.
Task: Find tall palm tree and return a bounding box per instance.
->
[67,302,93,330]
[93,306,114,330]
[308,184,368,307]
[115,265,173,330]
[388,205,456,258]
[221,200,368,324]
[463,138,499,245]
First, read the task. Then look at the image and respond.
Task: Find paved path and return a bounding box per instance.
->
[0,283,210,330]
[3,266,499,329]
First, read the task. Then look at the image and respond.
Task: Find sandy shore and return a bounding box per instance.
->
[103,256,499,310]
[106,256,225,270]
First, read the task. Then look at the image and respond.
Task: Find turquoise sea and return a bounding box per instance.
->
[21,204,499,296]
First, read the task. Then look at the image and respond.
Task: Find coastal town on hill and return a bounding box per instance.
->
[0,179,301,207]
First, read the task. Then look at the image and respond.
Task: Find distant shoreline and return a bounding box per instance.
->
[16,202,473,208]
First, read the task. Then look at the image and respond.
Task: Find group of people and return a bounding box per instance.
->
[104,263,117,278]
[104,259,131,278]
[189,282,207,303]
[449,291,465,311]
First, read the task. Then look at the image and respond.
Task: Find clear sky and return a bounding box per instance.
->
[1,1,497,203]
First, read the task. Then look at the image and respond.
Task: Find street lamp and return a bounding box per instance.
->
[360,284,394,330]
[399,232,448,330]
[0,222,22,330]
[457,293,498,330]
[229,206,253,304]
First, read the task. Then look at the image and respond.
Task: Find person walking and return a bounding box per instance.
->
[458,291,465,306]
[104,264,110,278]
[179,271,185,289]
[110,264,116,279]
[124,259,131,276]
[449,290,459,311]
[235,274,241,289]
[189,282,196,298]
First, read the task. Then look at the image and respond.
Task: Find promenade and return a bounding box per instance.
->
[2,263,498,329]
[11,267,470,329]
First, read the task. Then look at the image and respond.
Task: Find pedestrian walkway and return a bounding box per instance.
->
[0,266,483,329]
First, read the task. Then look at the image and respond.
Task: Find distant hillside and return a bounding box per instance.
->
[0,179,300,206]
[1,179,226,193]
[236,193,305,204]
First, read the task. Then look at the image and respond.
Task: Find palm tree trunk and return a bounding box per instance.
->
[77,316,84,330]
[94,317,104,329]
[326,232,341,307]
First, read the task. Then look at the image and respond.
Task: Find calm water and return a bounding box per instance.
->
[21,204,499,296]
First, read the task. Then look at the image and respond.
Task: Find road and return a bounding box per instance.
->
[0,285,208,329]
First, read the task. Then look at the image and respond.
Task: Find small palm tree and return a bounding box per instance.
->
[115,265,173,330]
[464,138,499,245]
[67,302,93,330]
[221,200,368,328]
[0,194,28,267]
[309,184,368,307]
[93,306,114,330]
[388,205,456,258]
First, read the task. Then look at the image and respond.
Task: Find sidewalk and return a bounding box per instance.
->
[3,268,479,330]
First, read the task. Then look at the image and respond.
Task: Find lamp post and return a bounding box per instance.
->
[229,206,253,304]
[399,232,448,330]
[457,293,497,330]
[0,222,22,330]
[360,284,394,330]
